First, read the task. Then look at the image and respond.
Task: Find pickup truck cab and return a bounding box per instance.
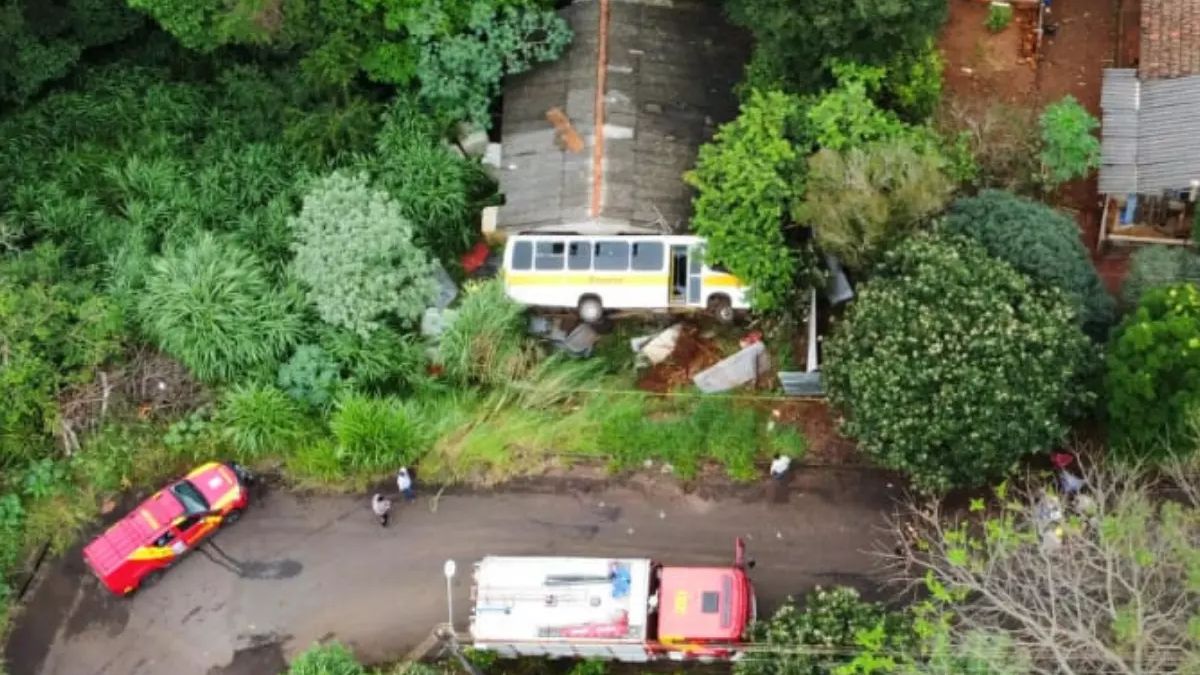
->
[83,462,251,596]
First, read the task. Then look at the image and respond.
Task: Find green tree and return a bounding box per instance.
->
[1,0,142,105]
[824,233,1094,491]
[138,233,302,382]
[1121,245,1200,308]
[684,89,818,311]
[892,463,1200,674]
[416,3,571,127]
[801,138,953,272]
[726,0,948,94]
[941,190,1115,338]
[1038,95,1100,187]
[289,171,438,337]
[1106,283,1200,458]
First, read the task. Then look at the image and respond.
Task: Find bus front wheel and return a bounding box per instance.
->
[578,296,604,324]
[708,295,735,324]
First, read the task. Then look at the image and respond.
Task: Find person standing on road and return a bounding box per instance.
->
[397,467,416,503]
[371,493,392,527]
[769,454,792,481]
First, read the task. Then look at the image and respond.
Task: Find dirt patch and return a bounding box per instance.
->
[635,325,725,393]
[940,0,1039,105]
[773,401,862,466]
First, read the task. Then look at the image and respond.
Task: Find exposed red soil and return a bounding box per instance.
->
[773,401,863,466]
[940,0,1132,288]
[635,325,725,393]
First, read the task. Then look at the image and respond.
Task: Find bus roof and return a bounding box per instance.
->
[470,557,653,643]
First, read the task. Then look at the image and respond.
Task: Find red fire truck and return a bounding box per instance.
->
[468,540,755,662]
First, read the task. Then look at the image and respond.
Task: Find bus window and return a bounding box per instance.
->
[567,241,592,270]
[535,241,565,270]
[631,242,664,271]
[511,241,533,270]
[593,241,629,271]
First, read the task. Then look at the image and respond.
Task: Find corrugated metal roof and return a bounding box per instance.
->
[495,0,747,235]
[1099,69,1200,194]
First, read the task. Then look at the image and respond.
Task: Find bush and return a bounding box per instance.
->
[1121,246,1200,308]
[942,190,1115,338]
[217,384,309,458]
[370,100,496,261]
[985,3,1014,32]
[438,280,536,386]
[317,325,432,395]
[1039,96,1101,187]
[289,171,438,337]
[802,138,954,272]
[329,394,434,473]
[138,233,302,382]
[278,345,343,410]
[824,233,1094,491]
[736,586,910,675]
[883,39,945,123]
[287,642,364,675]
[1106,284,1200,458]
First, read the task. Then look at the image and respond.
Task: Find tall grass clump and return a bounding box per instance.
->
[439,280,536,386]
[138,232,302,382]
[217,384,309,458]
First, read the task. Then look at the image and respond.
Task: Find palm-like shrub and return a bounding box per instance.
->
[438,280,535,386]
[138,233,302,382]
[329,393,431,472]
[217,384,308,458]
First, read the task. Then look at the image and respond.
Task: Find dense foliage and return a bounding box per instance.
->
[684,90,814,311]
[0,0,143,105]
[126,0,569,126]
[942,190,1115,338]
[289,171,438,337]
[139,233,303,382]
[824,234,1094,491]
[725,0,948,94]
[802,138,953,272]
[736,586,911,675]
[1106,283,1200,458]
[1121,245,1200,308]
[1039,95,1101,187]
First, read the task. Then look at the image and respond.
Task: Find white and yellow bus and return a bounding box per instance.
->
[501,234,751,323]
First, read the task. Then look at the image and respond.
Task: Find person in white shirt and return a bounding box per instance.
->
[371,493,392,527]
[769,454,791,481]
[396,467,416,502]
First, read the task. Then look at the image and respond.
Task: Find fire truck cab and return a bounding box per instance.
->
[469,541,755,662]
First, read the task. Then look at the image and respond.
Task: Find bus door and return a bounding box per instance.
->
[669,245,688,306]
[687,246,703,306]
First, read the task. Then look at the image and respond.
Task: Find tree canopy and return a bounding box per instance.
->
[942,190,1115,338]
[726,0,948,94]
[824,233,1094,491]
[1106,283,1200,458]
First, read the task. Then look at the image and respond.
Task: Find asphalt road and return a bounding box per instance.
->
[5,470,898,675]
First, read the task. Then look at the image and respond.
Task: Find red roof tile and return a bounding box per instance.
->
[1140,0,1200,79]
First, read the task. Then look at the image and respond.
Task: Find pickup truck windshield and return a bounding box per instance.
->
[170,480,210,515]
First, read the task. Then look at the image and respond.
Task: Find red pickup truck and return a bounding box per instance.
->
[83,462,252,596]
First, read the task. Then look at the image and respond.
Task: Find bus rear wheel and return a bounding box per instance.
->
[708,295,734,324]
[578,296,604,324]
